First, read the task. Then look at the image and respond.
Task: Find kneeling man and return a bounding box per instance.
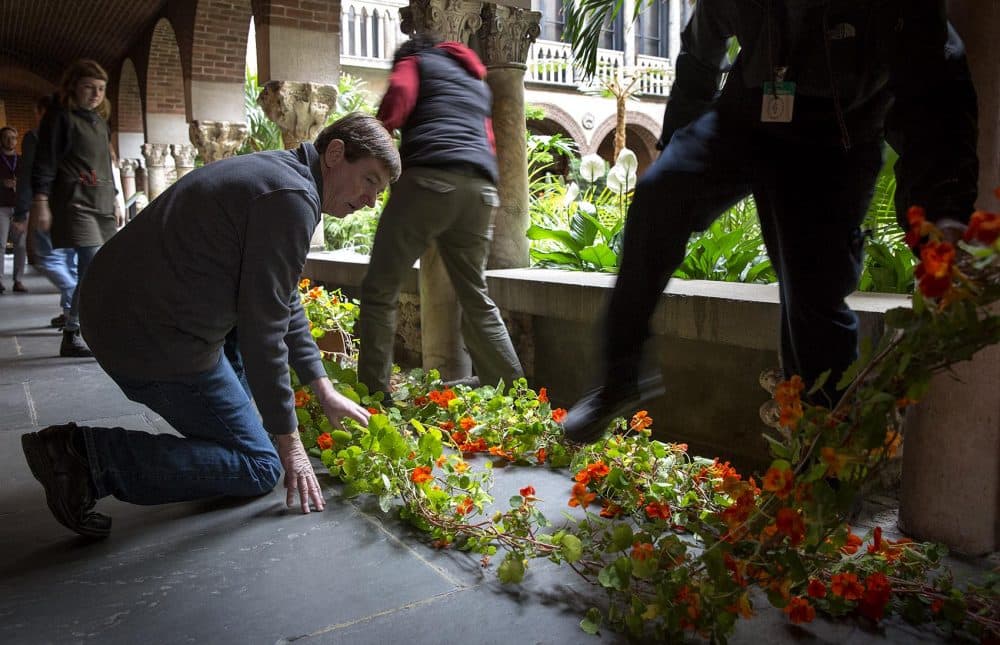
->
[22,113,400,537]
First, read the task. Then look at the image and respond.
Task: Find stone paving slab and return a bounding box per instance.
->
[1,263,992,645]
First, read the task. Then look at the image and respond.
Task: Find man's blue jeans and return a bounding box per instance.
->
[32,229,77,314]
[82,332,282,505]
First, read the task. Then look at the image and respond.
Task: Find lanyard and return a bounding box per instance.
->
[0,153,15,175]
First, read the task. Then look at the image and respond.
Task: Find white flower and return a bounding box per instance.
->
[615,147,638,175]
[579,154,607,183]
[562,182,580,207]
[577,200,597,214]
[606,164,636,194]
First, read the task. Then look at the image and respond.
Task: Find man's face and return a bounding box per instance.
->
[320,140,390,218]
[1,129,16,152]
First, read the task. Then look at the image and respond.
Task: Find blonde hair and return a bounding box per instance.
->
[60,59,111,121]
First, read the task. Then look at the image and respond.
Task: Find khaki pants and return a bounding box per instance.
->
[357,166,523,394]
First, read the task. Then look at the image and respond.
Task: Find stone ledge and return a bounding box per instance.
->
[306,251,910,352]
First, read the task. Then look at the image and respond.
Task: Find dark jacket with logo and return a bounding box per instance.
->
[662,0,978,226]
[379,43,498,184]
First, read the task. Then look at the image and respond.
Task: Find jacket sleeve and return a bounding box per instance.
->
[377,56,420,131]
[13,132,37,222]
[885,4,979,227]
[31,108,72,197]
[658,0,734,149]
[237,189,324,435]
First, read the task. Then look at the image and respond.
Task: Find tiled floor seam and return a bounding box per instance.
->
[273,586,470,643]
[22,381,38,428]
[349,502,467,588]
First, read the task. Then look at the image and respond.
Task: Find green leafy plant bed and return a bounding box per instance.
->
[292,206,999,642]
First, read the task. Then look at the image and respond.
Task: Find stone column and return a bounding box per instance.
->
[668,0,682,63]
[119,159,137,200]
[141,143,171,201]
[898,2,1000,556]
[257,81,338,150]
[400,0,489,381]
[171,143,197,180]
[479,3,541,270]
[189,121,248,164]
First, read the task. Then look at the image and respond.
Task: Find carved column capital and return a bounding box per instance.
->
[189,121,248,163]
[401,0,483,43]
[478,5,541,67]
[257,81,338,149]
[118,158,137,178]
[141,143,170,167]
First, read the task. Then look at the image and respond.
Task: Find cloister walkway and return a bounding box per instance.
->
[1,259,994,645]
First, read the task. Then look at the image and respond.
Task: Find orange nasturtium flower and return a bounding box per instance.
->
[840,530,864,555]
[568,482,596,509]
[645,501,671,520]
[807,579,827,599]
[830,572,865,601]
[630,410,653,431]
[775,507,806,545]
[459,415,476,431]
[551,407,568,423]
[537,387,549,403]
[298,278,311,290]
[307,286,324,300]
[294,389,311,408]
[600,502,623,518]
[784,596,816,624]
[454,461,469,474]
[519,486,536,499]
[859,572,893,621]
[316,432,333,451]
[428,388,457,408]
[535,447,548,464]
[455,496,474,516]
[821,447,849,477]
[904,205,929,249]
[963,210,1000,245]
[630,541,655,561]
[410,465,433,484]
[762,466,795,499]
[916,240,956,298]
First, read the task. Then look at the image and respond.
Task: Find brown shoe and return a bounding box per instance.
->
[21,424,111,538]
[12,281,28,293]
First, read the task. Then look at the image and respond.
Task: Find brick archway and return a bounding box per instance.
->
[527,102,587,154]
[146,18,188,144]
[116,58,145,161]
[589,111,662,176]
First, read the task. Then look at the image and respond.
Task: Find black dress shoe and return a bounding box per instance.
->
[21,424,111,538]
[562,375,665,444]
[50,314,67,329]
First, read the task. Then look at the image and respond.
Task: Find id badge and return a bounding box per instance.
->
[761,81,796,123]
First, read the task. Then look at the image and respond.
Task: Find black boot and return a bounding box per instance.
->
[21,424,111,538]
[562,374,665,444]
[60,329,93,358]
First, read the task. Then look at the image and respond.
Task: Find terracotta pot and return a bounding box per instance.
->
[315,329,351,359]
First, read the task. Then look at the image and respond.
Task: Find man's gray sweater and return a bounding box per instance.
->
[80,143,327,436]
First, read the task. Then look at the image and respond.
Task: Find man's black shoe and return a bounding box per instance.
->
[562,376,665,444]
[60,330,93,358]
[50,314,67,329]
[21,424,111,538]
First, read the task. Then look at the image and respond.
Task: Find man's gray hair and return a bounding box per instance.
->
[315,112,401,182]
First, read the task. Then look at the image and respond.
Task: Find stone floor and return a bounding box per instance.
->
[1,258,994,645]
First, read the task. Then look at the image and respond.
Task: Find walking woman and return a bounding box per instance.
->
[31,59,123,357]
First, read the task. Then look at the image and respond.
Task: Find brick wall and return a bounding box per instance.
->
[255,0,340,34]
[118,61,144,132]
[191,0,253,83]
[0,94,37,153]
[146,19,186,115]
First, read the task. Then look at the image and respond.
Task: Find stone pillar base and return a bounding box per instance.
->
[898,341,1000,555]
[419,244,472,381]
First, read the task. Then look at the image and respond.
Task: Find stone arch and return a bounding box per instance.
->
[116,58,145,161]
[527,102,585,180]
[590,111,662,176]
[145,18,188,145]
[189,0,252,122]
